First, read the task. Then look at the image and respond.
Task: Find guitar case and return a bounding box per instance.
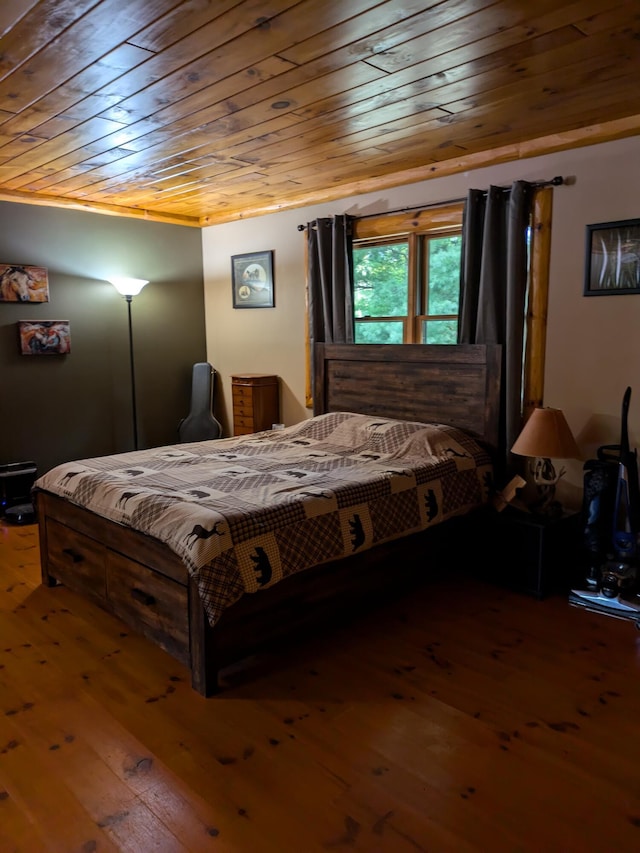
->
[178,362,223,442]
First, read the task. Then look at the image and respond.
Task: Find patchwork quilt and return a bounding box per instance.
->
[35,412,493,626]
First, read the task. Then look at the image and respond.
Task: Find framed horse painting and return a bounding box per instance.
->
[0,264,49,302]
[18,321,70,355]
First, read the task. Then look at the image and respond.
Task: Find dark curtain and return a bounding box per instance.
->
[307,214,354,346]
[458,180,534,476]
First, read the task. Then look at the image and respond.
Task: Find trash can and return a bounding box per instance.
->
[0,461,37,524]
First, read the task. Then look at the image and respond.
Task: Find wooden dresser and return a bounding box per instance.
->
[231,374,279,435]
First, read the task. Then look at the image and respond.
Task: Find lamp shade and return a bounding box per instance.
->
[108,277,149,296]
[511,407,580,459]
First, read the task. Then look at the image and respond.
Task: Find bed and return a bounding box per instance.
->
[35,343,501,695]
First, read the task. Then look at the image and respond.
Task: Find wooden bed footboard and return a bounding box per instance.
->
[37,490,214,693]
[36,489,478,695]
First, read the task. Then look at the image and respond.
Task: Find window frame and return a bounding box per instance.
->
[352,202,464,345]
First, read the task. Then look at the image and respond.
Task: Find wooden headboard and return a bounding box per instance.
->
[313,343,502,451]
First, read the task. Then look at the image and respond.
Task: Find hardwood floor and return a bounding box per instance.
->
[1,520,640,852]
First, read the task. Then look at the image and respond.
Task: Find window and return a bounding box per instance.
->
[352,203,464,344]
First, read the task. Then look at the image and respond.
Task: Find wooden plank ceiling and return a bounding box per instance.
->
[0,0,639,227]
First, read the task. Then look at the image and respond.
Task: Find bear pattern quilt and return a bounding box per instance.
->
[35,412,493,626]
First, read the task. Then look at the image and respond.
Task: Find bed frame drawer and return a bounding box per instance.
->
[106,551,190,666]
[46,518,106,601]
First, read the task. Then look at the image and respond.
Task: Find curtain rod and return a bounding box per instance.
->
[296,176,565,231]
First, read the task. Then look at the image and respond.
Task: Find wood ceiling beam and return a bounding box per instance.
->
[197,114,640,226]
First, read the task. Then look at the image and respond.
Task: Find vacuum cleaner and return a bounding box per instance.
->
[570,387,640,625]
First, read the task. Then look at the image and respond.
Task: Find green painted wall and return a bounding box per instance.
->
[0,202,206,476]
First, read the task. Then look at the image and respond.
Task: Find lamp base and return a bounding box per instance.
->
[527,456,566,517]
[529,488,564,518]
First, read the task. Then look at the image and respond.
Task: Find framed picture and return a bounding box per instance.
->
[584,218,640,296]
[231,250,274,308]
[18,320,70,355]
[0,264,49,302]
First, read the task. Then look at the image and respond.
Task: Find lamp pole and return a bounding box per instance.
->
[125,294,139,451]
[108,277,149,452]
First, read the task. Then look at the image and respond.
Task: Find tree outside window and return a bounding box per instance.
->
[352,204,464,345]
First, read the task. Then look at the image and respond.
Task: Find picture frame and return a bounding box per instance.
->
[231,250,275,308]
[0,264,49,302]
[584,218,640,296]
[18,320,71,355]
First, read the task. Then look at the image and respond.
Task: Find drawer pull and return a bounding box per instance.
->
[131,587,156,607]
[62,548,83,564]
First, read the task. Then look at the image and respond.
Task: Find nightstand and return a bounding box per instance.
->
[231,374,279,436]
[484,507,584,598]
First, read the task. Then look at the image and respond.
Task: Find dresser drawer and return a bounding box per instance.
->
[46,518,106,601]
[106,550,190,665]
[233,400,253,419]
[233,407,255,423]
[232,385,256,401]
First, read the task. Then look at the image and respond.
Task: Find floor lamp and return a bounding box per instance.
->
[108,277,149,451]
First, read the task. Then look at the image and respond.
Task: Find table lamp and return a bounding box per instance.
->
[511,407,580,516]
